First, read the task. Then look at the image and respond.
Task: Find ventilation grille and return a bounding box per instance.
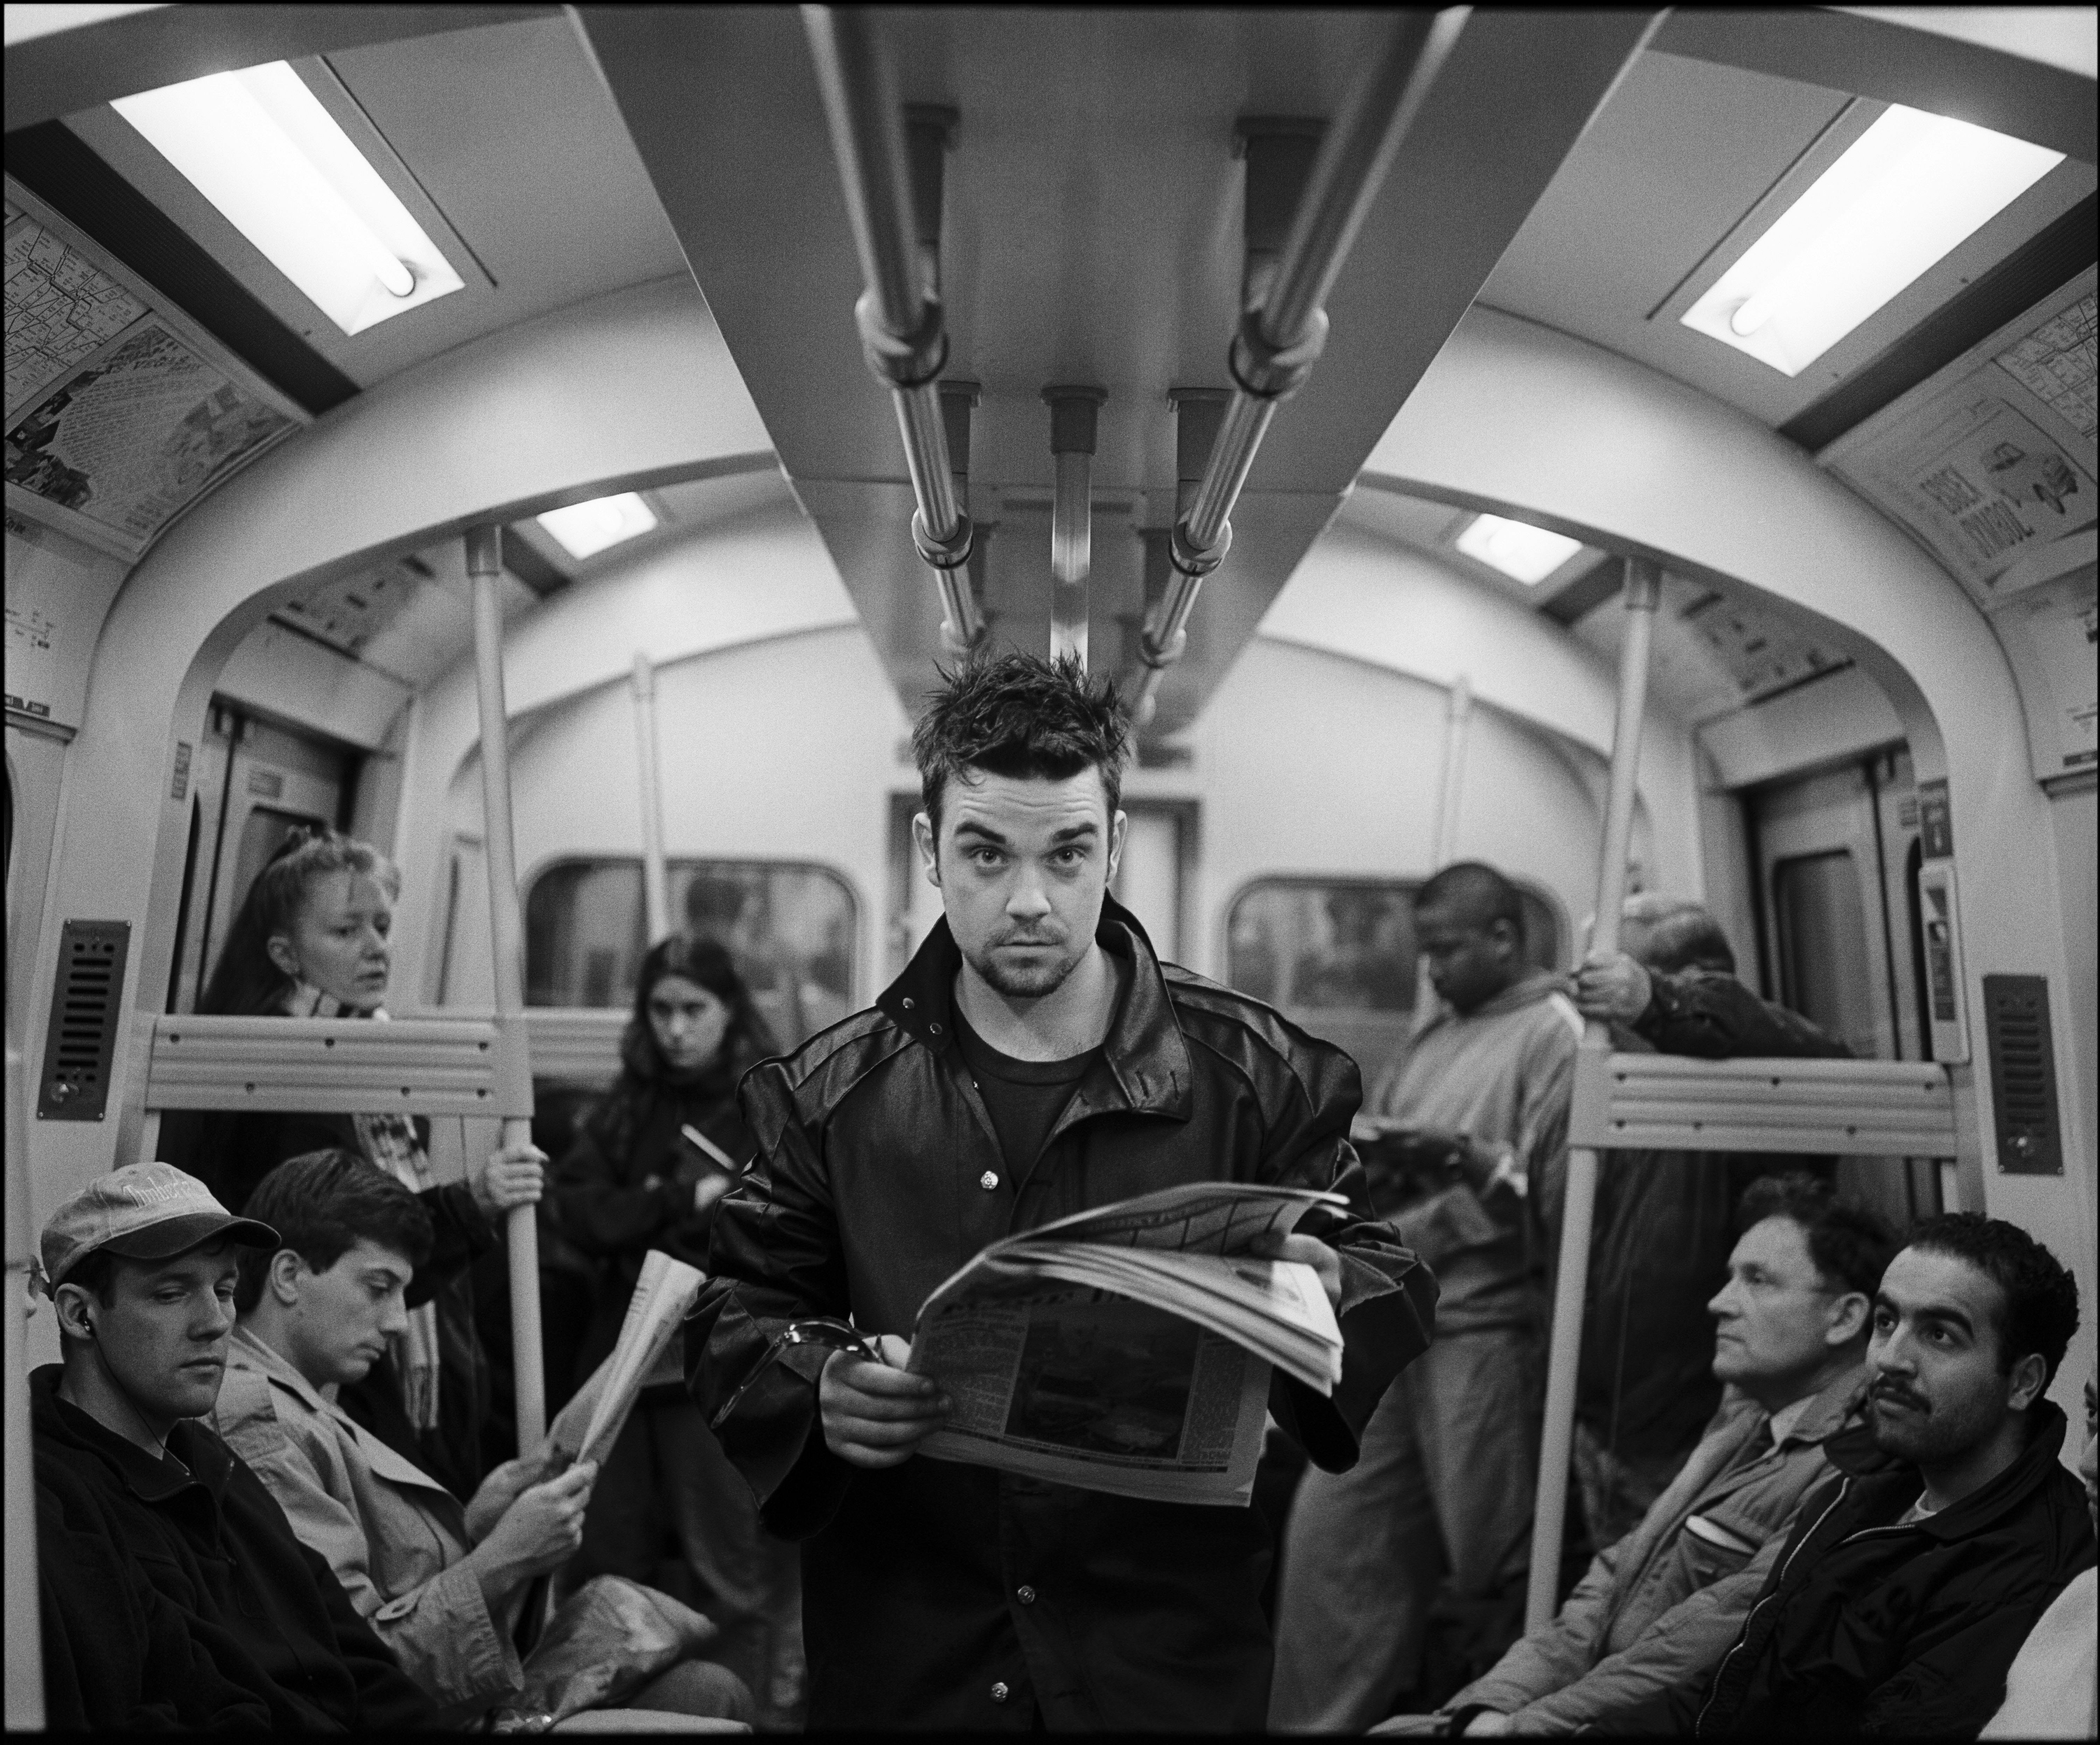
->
[37,920,130,1121]
[1982,974,2061,1176]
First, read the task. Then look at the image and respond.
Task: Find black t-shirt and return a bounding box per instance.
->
[951,1006,1099,1184]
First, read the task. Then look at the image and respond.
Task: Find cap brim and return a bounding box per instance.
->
[101,1211,281,1263]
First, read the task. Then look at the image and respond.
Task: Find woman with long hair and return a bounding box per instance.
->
[167,826,544,1502]
[552,931,805,1730]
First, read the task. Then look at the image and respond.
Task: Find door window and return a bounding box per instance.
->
[1771,849,1878,1056]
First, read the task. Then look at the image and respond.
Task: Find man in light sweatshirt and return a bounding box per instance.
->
[1272,861,1582,1732]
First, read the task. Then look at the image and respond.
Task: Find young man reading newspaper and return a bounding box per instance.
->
[686,654,1436,1729]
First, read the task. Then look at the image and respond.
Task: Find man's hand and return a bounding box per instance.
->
[464,1443,562,1544]
[819,1333,950,1468]
[1460,1710,1513,1735]
[472,1460,598,1590]
[472,1140,548,1218]
[1573,950,1652,1025]
[1248,1231,1343,1309]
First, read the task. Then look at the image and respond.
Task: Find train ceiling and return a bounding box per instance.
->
[5,6,2094,744]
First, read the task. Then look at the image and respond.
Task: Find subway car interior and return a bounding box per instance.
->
[4,4,2096,1732]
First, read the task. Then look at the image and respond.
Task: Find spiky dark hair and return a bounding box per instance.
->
[913,652,1130,834]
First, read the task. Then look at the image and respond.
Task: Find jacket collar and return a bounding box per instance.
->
[225,1326,456,1498]
[1824,1397,2073,1541]
[1775,1364,1872,1450]
[877,892,1194,1121]
[32,1362,231,1505]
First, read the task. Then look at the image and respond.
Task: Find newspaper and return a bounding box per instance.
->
[904,1182,1347,1506]
[548,1250,704,1467]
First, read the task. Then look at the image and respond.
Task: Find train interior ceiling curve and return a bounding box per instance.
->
[2,6,2096,1433]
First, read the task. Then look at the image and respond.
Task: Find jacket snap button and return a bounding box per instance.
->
[930,1021,943,1035]
[980,1170,999,1191]
[990,1682,1010,1704]
[902,997,914,1009]
[1016,1584,1036,1605]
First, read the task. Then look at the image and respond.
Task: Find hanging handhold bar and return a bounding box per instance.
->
[1045,387,1106,671]
[803,8,982,649]
[1133,8,1469,726]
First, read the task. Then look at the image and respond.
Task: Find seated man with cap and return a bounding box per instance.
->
[32,1160,437,1732]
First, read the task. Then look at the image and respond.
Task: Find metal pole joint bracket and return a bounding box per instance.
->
[1138,627,1190,671]
[1229,303,1331,401]
[856,288,949,390]
[1169,515,1232,577]
[913,506,976,570]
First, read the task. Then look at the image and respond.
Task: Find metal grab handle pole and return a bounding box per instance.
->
[1046,388,1106,671]
[1432,673,1473,866]
[803,5,982,650]
[1524,555,1661,1632]
[467,526,546,1455]
[631,652,671,941]
[1133,9,1468,725]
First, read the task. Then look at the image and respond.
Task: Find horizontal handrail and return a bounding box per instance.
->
[520,1007,627,1082]
[1569,1051,1958,1156]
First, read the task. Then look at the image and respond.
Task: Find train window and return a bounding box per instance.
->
[1225,876,1563,1083]
[525,856,857,1048]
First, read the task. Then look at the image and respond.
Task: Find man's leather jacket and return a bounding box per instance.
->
[684,895,1436,1730]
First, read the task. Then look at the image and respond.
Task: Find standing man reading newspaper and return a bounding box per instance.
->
[686,654,1435,1729]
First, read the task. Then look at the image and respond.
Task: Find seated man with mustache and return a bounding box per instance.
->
[1695,1213,2096,1738]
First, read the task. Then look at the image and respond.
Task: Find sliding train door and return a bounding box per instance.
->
[1748,747,1941,1226]
[164,704,357,1014]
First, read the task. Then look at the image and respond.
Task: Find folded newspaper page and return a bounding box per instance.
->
[905,1182,1348,1506]
[549,1249,704,1466]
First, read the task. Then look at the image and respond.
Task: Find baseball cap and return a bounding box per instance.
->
[37,1162,279,1294]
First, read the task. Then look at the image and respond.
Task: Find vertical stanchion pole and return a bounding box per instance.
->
[1045,388,1105,672]
[4,1038,45,1730]
[1431,673,1472,867]
[1524,555,1660,1632]
[630,652,671,942]
[467,526,546,1454]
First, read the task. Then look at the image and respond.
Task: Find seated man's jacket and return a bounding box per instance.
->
[213,1322,524,1718]
[1695,1398,2097,1737]
[686,895,1436,1732]
[30,1364,434,1732]
[1634,967,1851,1061]
[1449,1364,1867,1734]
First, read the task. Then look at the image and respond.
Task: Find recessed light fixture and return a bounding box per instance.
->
[1456,513,1583,585]
[1682,105,2063,377]
[113,62,465,336]
[537,493,659,560]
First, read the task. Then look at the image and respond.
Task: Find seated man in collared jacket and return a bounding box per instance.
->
[685,654,1436,1732]
[1376,1173,1895,1737]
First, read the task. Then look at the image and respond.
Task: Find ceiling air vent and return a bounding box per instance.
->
[1981,973,2061,1175]
[38,920,131,1121]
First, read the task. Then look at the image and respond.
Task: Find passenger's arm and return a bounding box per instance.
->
[1499,1531,1786,1735]
[1442,1537,1636,1723]
[1258,1040,1438,1472]
[550,1123,684,1257]
[405,1181,497,1309]
[218,1388,522,1711]
[36,1480,275,1731]
[684,1057,855,1536]
[1633,966,1851,1060]
[1851,1584,2071,1738]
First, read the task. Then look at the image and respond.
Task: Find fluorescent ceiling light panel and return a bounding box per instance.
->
[1456,513,1583,585]
[113,62,464,336]
[537,494,658,560]
[1682,106,2062,377]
